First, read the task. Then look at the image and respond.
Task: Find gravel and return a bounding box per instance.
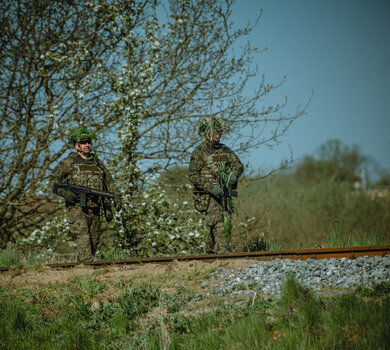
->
[208,255,390,298]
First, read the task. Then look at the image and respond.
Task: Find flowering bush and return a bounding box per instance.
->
[112,182,208,257]
[12,205,75,260]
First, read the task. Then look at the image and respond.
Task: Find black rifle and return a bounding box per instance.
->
[219,173,238,212]
[53,182,121,207]
[219,172,238,246]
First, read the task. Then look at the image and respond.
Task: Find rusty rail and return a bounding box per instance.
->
[1,245,389,272]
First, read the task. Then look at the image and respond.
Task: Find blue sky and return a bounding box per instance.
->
[232,0,390,174]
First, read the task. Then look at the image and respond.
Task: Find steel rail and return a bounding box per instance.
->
[1,245,389,272]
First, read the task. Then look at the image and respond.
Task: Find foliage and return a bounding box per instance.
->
[198,116,230,137]
[326,224,389,248]
[376,171,390,187]
[234,172,390,249]
[0,280,162,349]
[67,126,98,145]
[1,272,389,349]
[294,139,367,184]
[16,208,73,256]
[356,281,390,297]
[4,155,390,261]
[0,250,23,267]
[0,0,133,245]
[1,0,307,247]
[110,180,208,257]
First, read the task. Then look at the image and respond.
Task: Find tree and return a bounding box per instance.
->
[0,0,308,247]
[294,139,367,184]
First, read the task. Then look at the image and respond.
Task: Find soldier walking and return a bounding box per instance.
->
[188,117,244,253]
[50,126,121,261]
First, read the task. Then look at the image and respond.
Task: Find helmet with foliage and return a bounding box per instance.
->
[68,126,97,145]
[198,116,230,137]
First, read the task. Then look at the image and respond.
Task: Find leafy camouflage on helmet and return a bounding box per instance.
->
[198,117,230,136]
[68,126,97,144]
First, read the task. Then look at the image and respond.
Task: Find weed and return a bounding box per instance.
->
[70,275,106,299]
[356,281,390,297]
[0,250,22,267]
[326,223,345,247]
[1,273,390,349]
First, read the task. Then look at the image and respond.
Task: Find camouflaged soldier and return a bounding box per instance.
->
[49,126,121,261]
[188,117,244,253]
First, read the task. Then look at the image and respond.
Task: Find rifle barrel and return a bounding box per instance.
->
[54,182,121,199]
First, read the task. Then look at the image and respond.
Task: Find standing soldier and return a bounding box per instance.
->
[188,117,244,253]
[50,126,121,261]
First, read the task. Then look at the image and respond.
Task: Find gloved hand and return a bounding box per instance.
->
[210,185,224,199]
[58,189,79,203]
[226,171,238,189]
[114,195,122,211]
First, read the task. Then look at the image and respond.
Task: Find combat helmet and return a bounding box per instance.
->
[198,116,230,137]
[68,126,97,145]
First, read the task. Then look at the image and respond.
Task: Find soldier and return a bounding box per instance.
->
[188,117,244,253]
[50,126,121,261]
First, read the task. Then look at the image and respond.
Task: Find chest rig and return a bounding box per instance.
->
[201,143,233,185]
[69,154,104,191]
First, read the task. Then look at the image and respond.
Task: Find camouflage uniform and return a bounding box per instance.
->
[50,152,118,261]
[188,140,244,253]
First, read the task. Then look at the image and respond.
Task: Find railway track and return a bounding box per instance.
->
[1,245,389,272]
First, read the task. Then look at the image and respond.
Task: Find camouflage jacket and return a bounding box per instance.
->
[188,140,244,194]
[49,152,118,207]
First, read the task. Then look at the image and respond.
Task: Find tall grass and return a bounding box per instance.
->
[0,250,23,267]
[158,168,390,251]
[0,280,161,349]
[326,224,389,248]
[234,175,390,249]
[2,271,389,349]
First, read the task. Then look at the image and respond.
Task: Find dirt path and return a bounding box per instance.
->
[0,258,260,287]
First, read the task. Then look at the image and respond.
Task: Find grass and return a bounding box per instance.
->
[327,225,390,248]
[232,175,390,250]
[0,250,22,267]
[1,267,389,349]
[160,169,390,251]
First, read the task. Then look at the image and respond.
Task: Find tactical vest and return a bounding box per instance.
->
[68,154,104,207]
[200,144,234,186]
[68,155,104,189]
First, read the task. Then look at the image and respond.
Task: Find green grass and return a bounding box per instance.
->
[234,175,390,250]
[1,271,389,349]
[0,250,22,267]
[326,224,390,248]
[154,169,390,252]
[0,248,62,267]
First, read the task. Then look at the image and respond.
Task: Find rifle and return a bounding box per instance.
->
[219,173,238,212]
[53,182,121,207]
[218,164,238,245]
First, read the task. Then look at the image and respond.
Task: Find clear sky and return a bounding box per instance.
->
[232,0,390,175]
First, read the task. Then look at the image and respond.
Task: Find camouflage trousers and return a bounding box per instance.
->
[67,204,101,262]
[205,197,232,254]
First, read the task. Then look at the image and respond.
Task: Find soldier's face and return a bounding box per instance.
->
[206,132,221,142]
[75,139,92,155]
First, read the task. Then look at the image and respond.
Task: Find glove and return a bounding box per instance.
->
[114,196,122,211]
[226,171,238,189]
[58,189,79,203]
[210,185,224,199]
